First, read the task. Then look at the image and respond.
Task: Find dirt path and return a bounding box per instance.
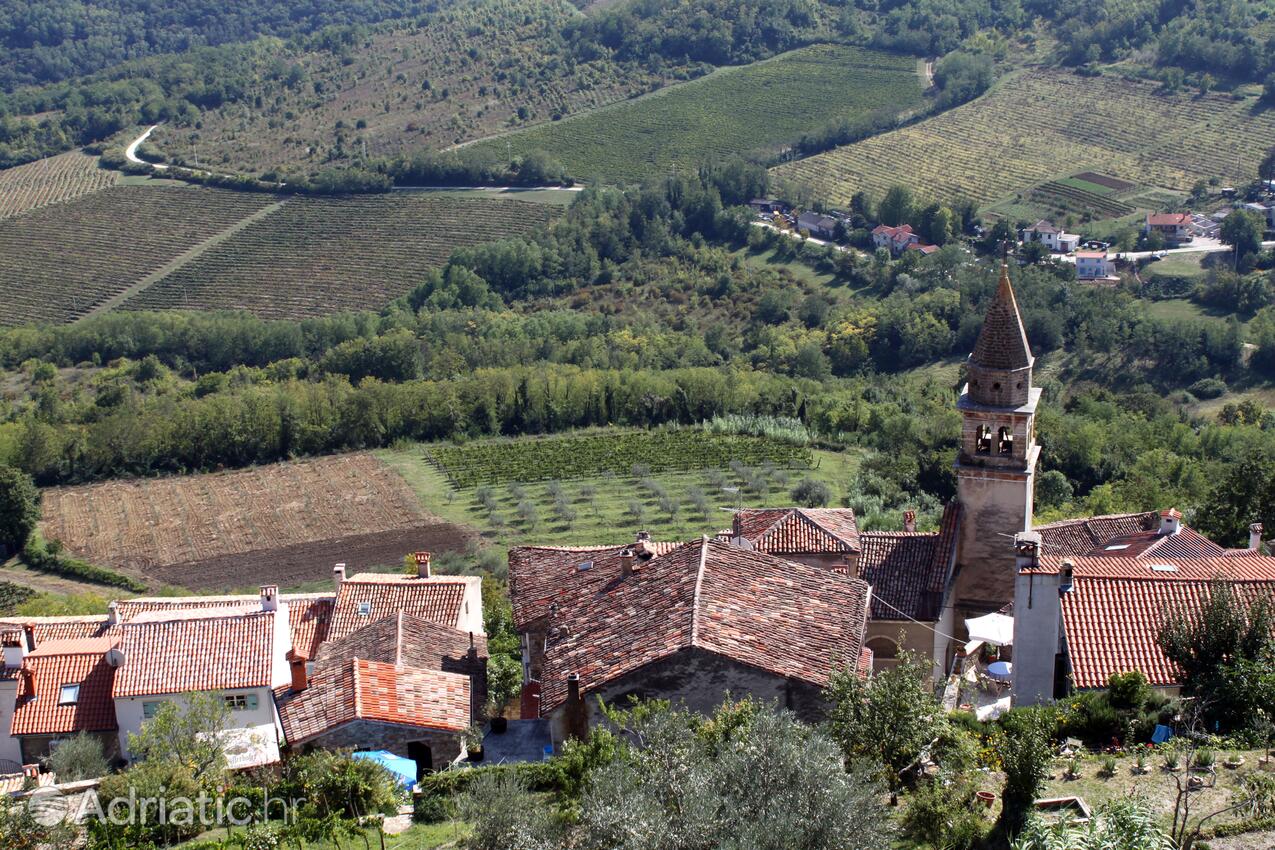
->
[1207,828,1275,849]
[125,125,167,170]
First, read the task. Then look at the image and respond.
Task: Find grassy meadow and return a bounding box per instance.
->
[469,44,926,185]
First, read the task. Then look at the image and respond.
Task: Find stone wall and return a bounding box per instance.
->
[303,720,464,769]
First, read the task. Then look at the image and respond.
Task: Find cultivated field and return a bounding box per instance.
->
[774,69,1275,205]
[153,0,678,175]
[468,44,925,184]
[40,453,476,590]
[0,151,118,220]
[0,186,276,326]
[122,194,556,318]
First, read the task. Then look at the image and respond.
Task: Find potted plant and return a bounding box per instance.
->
[463,722,485,762]
[1192,749,1216,773]
[1132,752,1150,775]
[1163,751,1182,773]
[975,790,996,809]
[1098,756,1117,778]
[1223,752,1245,769]
[1064,757,1082,780]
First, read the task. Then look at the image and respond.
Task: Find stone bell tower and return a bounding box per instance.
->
[953,261,1040,614]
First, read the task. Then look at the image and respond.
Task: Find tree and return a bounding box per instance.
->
[126,691,230,782]
[996,707,1055,834]
[487,653,523,711]
[791,478,832,507]
[825,649,942,798]
[1195,451,1275,547]
[47,731,109,781]
[0,465,39,554]
[878,186,915,227]
[1158,579,1273,730]
[1035,470,1073,510]
[460,770,560,850]
[1220,209,1264,259]
[1260,144,1275,182]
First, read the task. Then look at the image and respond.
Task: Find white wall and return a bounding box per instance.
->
[456,578,485,635]
[115,687,280,762]
[0,681,22,766]
[1011,570,1063,706]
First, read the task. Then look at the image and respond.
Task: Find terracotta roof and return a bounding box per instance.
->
[507,541,677,630]
[314,612,486,677]
[1035,553,1275,582]
[329,574,473,641]
[1148,213,1190,226]
[1061,576,1275,688]
[277,659,472,745]
[858,502,961,621]
[114,594,334,660]
[0,617,110,643]
[1035,512,1159,557]
[11,639,118,737]
[113,611,277,698]
[1074,251,1107,259]
[732,508,861,555]
[1024,220,1060,234]
[537,538,871,712]
[970,262,1033,370]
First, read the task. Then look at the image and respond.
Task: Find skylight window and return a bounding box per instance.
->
[58,683,80,705]
[1104,544,1131,551]
[1150,564,1178,573]
[577,560,593,572]
[357,601,371,616]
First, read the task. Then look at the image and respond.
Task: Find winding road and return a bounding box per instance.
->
[124,125,167,170]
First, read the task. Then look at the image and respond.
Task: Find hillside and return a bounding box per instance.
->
[772,68,1275,206]
[0,151,118,220]
[464,44,926,185]
[148,0,687,176]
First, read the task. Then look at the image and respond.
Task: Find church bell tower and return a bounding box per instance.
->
[953,261,1040,613]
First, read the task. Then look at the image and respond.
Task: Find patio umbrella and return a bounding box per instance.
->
[965,612,1014,646]
[354,750,417,787]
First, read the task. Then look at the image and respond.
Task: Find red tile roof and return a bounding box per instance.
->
[507,541,677,630]
[277,659,472,745]
[114,594,334,661]
[11,639,118,736]
[858,502,961,621]
[731,508,860,555]
[1147,213,1190,226]
[536,538,871,712]
[0,617,110,643]
[329,574,471,641]
[1061,576,1275,688]
[112,611,277,697]
[313,612,486,678]
[1036,512,1159,557]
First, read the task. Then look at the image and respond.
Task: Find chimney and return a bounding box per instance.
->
[1059,558,1075,594]
[903,510,917,533]
[414,551,432,579]
[22,623,35,653]
[106,601,119,627]
[259,585,279,612]
[1250,522,1264,552]
[635,530,651,543]
[19,664,35,697]
[333,563,346,589]
[564,672,588,742]
[287,651,308,693]
[1014,531,1042,572]
[22,764,38,780]
[1159,508,1182,536]
[619,548,636,577]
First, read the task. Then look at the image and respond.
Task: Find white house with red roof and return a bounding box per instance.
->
[1011,510,1272,705]
[1074,250,1115,281]
[0,555,487,777]
[1144,212,1193,244]
[1020,220,1080,253]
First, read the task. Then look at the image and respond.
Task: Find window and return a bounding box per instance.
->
[866,637,899,660]
[357,601,371,616]
[975,424,992,455]
[224,693,259,712]
[58,683,80,705]
[142,701,164,719]
[997,426,1014,456]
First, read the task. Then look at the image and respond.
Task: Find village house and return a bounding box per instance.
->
[1144,212,1193,244]
[508,537,870,745]
[872,223,920,253]
[748,198,788,215]
[1074,250,1115,281]
[1011,511,1275,705]
[0,555,486,775]
[796,210,839,240]
[1019,220,1079,253]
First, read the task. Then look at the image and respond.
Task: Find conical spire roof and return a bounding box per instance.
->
[970,262,1033,370]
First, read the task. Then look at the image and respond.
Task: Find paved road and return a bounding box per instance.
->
[124,125,167,170]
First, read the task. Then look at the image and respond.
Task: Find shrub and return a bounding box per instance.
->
[791,478,832,507]
[1188,378,1227,400]
[46,731,109,781]
[0,465,39,553]
[997,707,1056,833]
[901,778,988,850]
[1099,755,1117,778]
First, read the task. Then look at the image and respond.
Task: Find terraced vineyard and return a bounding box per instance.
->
[0,151,119,220]
[0,186,277,326]
[467,44,925,185]
[774,69,1275,205]
[426,429,814,487]
[123,194,556,318]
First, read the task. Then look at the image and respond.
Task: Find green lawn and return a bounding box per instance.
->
[469,44,925,185]
[378,441,863,550]
[1143,252,1209,281]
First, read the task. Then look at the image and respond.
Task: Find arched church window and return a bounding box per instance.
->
[866,637,898,659]
[975,425,992,454]
[997,426,1013,455]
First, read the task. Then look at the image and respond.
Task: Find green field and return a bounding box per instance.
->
[775,68,1275,206]
[380,431,860,549]
[468,44,925,184]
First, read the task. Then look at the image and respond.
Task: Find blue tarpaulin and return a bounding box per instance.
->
[1151,725,1174,744]
[354,750,417,787]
